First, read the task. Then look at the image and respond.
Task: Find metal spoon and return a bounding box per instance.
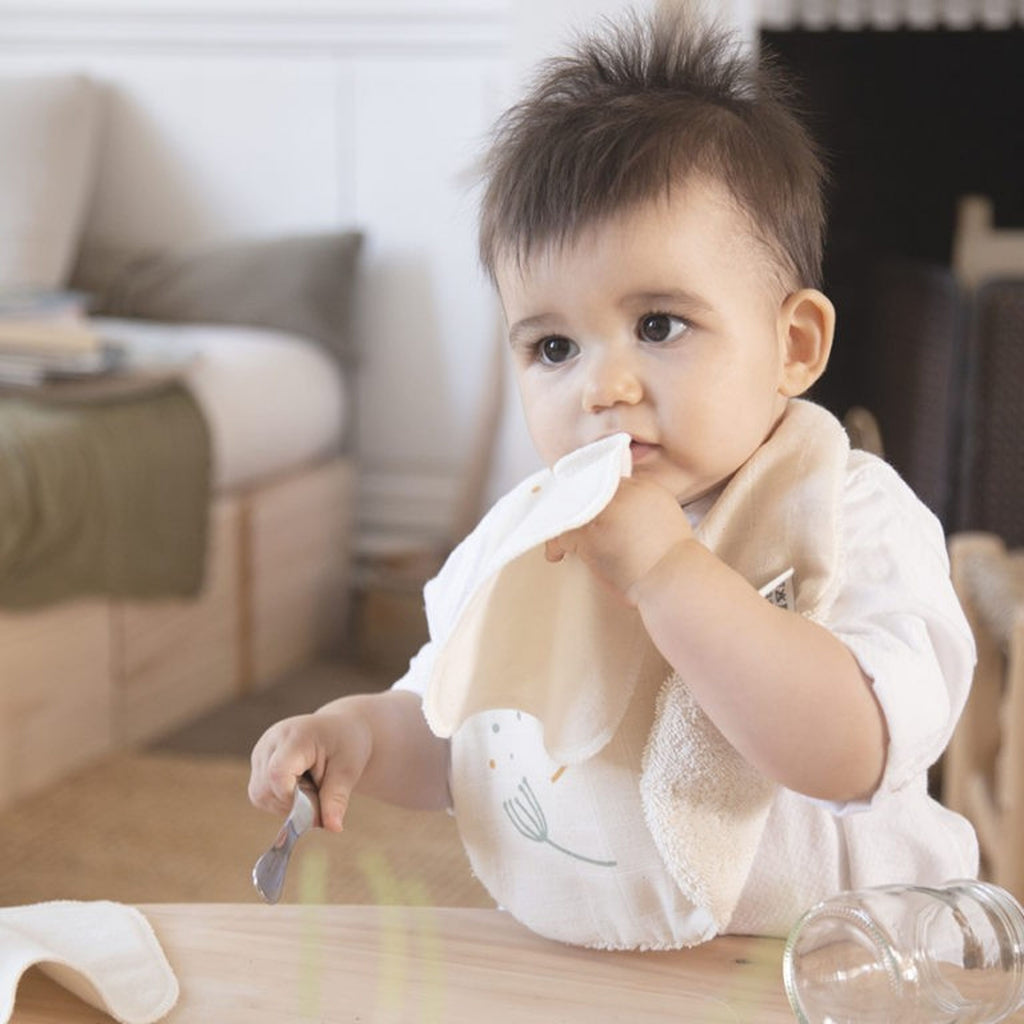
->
[252,773,321,904]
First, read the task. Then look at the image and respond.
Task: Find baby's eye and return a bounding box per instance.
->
[536,336,579,365]
[637,313,688,344]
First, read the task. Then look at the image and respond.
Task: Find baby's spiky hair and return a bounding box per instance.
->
[478,7,826,291]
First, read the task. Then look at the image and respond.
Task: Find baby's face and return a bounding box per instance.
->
[496,178,795,506]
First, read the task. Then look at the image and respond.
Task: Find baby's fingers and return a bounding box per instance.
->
[249,737,313,817]
[316,759,365,833]
[248,764,298,818]
[248,771,293,818]
[545,536,567,562]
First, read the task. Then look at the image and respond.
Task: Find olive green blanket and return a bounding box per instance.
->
[0,384,210,609]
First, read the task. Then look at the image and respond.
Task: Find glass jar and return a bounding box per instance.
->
[783,880,1024,1023]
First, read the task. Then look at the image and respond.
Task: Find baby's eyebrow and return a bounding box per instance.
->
[621,289,714,315]
[507,314,564,346]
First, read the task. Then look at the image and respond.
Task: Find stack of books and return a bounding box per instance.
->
[0,291,124,387]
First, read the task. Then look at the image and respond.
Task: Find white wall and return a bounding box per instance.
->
[0,0,509,546]
[0,0,747,545]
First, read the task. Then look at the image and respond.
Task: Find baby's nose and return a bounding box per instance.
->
[582,352,643,411]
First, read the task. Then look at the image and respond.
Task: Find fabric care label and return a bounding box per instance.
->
[758,568,795,610]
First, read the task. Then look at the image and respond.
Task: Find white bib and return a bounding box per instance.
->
[451,675,716,949]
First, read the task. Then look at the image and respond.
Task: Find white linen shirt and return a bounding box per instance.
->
[394,449,979,940]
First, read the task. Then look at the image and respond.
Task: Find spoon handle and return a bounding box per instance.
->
[252,774,320,903]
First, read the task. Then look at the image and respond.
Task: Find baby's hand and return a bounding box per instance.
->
[248,705,373,833]
[545,477,695,601]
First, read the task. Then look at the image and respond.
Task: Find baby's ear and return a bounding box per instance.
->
[776,288,835,397]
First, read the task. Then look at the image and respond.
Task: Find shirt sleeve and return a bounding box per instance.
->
[390,639,437,697]
[822,451,976,814]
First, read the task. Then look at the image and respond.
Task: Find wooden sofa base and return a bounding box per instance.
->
[0,456,354,811]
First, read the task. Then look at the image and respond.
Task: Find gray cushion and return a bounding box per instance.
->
[70,231,363,365]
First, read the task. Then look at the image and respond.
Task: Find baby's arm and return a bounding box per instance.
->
[248,689,450,832]
[550,476,886,805]
[632,539,886,804]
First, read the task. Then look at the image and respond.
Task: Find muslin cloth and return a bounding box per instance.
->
[423,399,850,932]
[424,430,642,763]
[0,900,178,1024]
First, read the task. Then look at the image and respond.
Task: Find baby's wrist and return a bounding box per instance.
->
[625,537,707,608]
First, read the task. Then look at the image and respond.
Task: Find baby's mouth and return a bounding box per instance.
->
[629,439,659,463]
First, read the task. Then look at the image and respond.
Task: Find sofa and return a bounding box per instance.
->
[0,74,361,811]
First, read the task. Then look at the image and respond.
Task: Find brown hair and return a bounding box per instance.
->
[478,7,827,291]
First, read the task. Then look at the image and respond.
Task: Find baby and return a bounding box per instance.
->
[249,8,978,948]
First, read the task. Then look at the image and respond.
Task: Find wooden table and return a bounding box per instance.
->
[11,904,795,1023]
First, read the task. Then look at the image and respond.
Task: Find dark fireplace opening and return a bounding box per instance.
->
[762,30,1024,272]
[761,28,1024,526]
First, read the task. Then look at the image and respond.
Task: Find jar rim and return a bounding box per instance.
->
[948,880,1024,1016]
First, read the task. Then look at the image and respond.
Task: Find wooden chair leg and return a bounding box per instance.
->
[995,613,1024,900]
[945,535,1005,824]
